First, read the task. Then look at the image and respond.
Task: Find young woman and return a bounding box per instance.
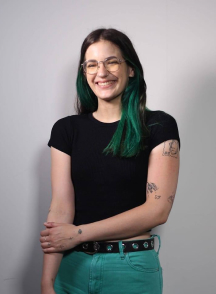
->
[40,28,180,294]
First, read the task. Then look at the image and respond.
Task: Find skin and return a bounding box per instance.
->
[40,40,180,258]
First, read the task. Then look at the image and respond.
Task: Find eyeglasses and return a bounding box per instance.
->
[81,56,126,75]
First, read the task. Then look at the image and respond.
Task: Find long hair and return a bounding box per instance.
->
[74,27,150,158]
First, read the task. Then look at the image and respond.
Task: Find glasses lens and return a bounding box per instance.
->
[105,57,120,72]
[85,60,98,74]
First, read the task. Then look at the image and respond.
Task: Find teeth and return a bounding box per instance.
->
[98,81,114,86]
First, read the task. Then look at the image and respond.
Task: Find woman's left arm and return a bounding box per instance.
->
[78,139,180,242]
[43,139,180,251]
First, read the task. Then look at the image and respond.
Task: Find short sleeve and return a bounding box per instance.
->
[147,111,181,152]
[47,116,72,156]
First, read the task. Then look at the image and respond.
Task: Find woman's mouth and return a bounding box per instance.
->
[96,80,117,88]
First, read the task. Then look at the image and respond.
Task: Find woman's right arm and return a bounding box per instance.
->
[41,147,75,293]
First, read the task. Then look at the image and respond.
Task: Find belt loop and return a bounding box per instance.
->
[118,240,125,259]
[151,234,161,255]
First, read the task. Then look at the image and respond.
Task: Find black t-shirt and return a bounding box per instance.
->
[47,110,181,232]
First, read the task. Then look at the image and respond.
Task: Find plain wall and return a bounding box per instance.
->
[0,0,216,293]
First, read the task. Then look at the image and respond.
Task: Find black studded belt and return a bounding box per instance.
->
[73,237,154,254]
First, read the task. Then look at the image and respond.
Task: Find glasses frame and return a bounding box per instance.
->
[81,56,126,75]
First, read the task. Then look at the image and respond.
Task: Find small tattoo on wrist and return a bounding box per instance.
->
[78,229,82,234]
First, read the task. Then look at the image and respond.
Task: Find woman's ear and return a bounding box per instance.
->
[128,67,135,77]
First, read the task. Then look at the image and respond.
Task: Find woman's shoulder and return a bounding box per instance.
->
[145,109,181,150]
[145,109,177,126]
[51,113,87,127]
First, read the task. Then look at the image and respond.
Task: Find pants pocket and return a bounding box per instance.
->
[125,250,159,272]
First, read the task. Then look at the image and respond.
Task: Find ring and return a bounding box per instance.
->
[48,242,51,247]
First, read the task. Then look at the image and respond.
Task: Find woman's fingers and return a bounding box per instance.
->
[41,240,53,249]
[40,228,50,237]
[42,243,65,253]
[39,236,50,243]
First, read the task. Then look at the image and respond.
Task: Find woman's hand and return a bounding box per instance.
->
[40,222,82,253]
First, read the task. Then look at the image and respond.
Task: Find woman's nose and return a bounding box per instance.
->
[97,62,109,77]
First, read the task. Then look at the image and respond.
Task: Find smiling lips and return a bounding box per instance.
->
[96,80,117,88]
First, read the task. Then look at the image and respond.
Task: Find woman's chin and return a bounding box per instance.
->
[95,90,123,101]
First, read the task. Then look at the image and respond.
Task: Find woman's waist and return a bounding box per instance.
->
[103,232,151,243]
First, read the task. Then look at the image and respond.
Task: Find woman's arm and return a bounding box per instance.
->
[42,139,180,252]
[41,147,75,291]
[77,139,180,242]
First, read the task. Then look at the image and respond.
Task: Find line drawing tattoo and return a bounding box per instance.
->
[146,182,161,200]
[162,140,179,158]
[168,193,175,205]
[147,182,158,194]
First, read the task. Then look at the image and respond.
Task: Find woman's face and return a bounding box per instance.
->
[84,40,134,102]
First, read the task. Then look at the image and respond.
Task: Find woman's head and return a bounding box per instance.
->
[75,28,149,158]
[83,40,134,103]
[76,28,146,113]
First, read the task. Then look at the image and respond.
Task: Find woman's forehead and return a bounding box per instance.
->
[84,40,122,60]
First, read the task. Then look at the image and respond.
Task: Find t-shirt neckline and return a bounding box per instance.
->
[88,113,120,127]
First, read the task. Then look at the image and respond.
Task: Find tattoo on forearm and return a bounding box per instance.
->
[155,195,161,199]
[168,193,175,205]
[162,140,179,158]
[78,229,82,234]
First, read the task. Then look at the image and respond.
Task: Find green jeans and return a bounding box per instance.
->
[54,234,163,294]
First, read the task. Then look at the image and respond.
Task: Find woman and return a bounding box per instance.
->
[40,28,180,294]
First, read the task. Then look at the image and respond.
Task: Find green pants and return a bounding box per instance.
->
[54,234,163,294]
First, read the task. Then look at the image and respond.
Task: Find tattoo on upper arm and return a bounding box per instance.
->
[146,182,161,200]
[147,182,176,208]
[147,182,158,194]
[162,140,179,158]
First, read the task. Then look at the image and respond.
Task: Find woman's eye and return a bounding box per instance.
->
[87,64,97,68]
[108,61,118,64]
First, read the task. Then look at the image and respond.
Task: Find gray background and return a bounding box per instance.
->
[0,0,216,293]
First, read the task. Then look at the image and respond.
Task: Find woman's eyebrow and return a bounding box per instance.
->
[84,55,118,62]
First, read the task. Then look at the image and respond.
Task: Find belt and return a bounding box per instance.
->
[73,237,154,254]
